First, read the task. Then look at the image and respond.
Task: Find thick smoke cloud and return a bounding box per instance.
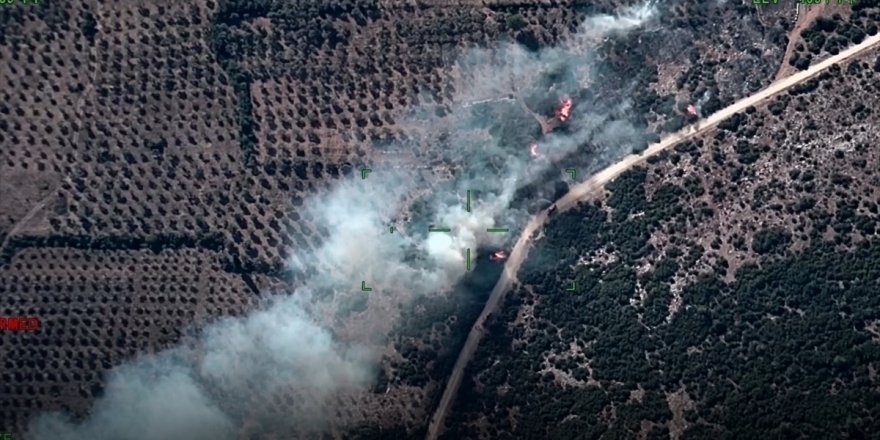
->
[32,294,377,440]
[29,4,657,438]
[409,3,657,264]
[32,354,235,440]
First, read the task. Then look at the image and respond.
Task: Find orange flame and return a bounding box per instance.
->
[557,97,573,122]
[529,143,540,158]
[490,250,508,262]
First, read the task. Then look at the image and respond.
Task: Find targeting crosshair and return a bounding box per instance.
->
[428,190,509,270]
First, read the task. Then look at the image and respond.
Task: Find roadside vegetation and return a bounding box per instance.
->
[790,1,880,70]
[446,46,880,439]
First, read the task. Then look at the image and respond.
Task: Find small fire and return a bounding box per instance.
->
[557,97,573,123]
[490,250,508,262]
[529,143,540,158]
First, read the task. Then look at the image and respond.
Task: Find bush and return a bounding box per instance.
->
[752,227,792,255]
[515,30,540,51]
[769,100,787,115]
[830,173,852,188]
[506,14,527,31]
[845,25,866,44]
[734,140,761,165]
[815,17,837,33]
[718,112,745,133]
[80,11,97,43]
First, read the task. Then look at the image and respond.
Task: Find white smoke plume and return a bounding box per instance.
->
[32,357,234,440]
[29,3,657,438]
[413,1,657,262]
[31,293,377,439]
[584,2,658,35]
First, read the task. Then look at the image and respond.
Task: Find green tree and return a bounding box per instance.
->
[506,14,527,31]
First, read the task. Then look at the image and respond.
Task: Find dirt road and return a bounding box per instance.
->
[775,3,827,80]
[425,34,880,440]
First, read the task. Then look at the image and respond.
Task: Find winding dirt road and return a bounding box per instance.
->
[425,33,880,440]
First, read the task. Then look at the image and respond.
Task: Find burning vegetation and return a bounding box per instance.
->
[556,96,573,123]
[490,250,508,262]
[537,95,575,135]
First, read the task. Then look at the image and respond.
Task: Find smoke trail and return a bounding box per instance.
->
[29,3,658,438]
[410,3,659,262]
[31,292,377,439]
[32,353,235,440]
[585,2,658,35]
